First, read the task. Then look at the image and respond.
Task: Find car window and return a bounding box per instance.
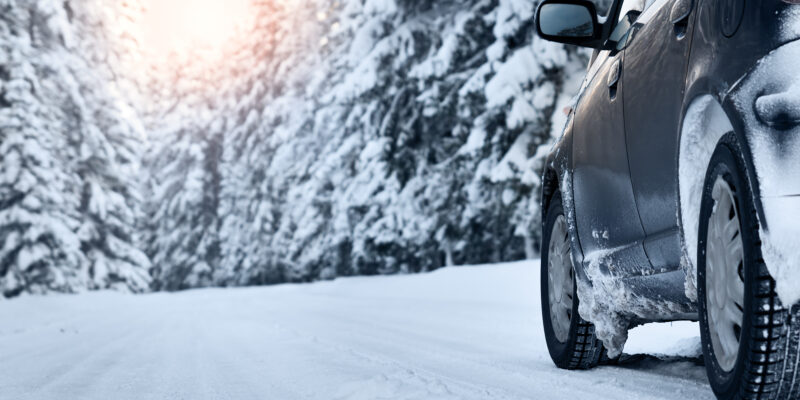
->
[587,0,655,66]
[592,0,612,18]
[617,0,644,23]
[617,0,656,22]
[607,0,657,50]
[608,10,639,47]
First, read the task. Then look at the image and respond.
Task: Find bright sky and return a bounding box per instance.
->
[142,0,252,57]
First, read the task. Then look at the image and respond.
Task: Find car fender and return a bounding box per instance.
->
[679,39,800,304]
[542,113,590,280]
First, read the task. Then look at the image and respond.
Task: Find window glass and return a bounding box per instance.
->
[616,0,658,22]
[608,12,638,50]
[608,0,658,49]
[617,0,646,23]
[592,0,612,18]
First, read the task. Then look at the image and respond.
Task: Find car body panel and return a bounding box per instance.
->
[542,0,800,324]
[621,0,695,270]
[684,0,794,211]
[571,49,654,276]
[678,1,800,305]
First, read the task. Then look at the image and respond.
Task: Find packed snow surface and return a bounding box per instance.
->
[0,261,713,400]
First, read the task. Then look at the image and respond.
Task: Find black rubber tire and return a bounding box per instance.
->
[698,135,800,400]
[542,193,606,370]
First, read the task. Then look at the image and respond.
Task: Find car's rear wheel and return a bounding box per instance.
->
[542,193,606,370]
[698,137,800,400]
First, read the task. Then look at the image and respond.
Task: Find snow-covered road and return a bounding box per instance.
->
[0,261,714,400]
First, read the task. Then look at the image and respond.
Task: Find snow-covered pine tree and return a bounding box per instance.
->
[142,56,227,289]
[0,3,85,297]
[145,113,222,290]
[140,7,253,290]
[65,0,152,292]
[197,0,592,285]
[17,0,603,292]
[1,0,609,295]
[0,0,150,297]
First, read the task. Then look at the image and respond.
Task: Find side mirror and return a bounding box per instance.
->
[536,0,603,49]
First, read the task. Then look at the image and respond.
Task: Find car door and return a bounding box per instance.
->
[621,0,695,269]
[572,42,651,275]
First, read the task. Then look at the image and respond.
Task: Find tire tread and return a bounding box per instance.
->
[700,137,800,400]
[565,320,604,369]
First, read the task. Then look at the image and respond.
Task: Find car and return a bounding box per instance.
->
[535,0,800,399]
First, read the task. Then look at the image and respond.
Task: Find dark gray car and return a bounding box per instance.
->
[536,1,800,398]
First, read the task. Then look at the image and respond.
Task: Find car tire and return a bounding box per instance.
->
[542,192,606,370]
[698,135,800,400]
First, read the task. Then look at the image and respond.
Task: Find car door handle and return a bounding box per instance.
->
[607,60,621,100]
[670,0,694,39]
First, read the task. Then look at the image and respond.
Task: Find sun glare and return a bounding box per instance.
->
[143,0,252,57]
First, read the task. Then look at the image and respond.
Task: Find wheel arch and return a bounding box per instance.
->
[542,167,560,221]
[678,93,765,301]
[541,120,587,273]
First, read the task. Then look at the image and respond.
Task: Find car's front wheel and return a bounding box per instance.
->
[542,192,606,370]
[698,137,800,400]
